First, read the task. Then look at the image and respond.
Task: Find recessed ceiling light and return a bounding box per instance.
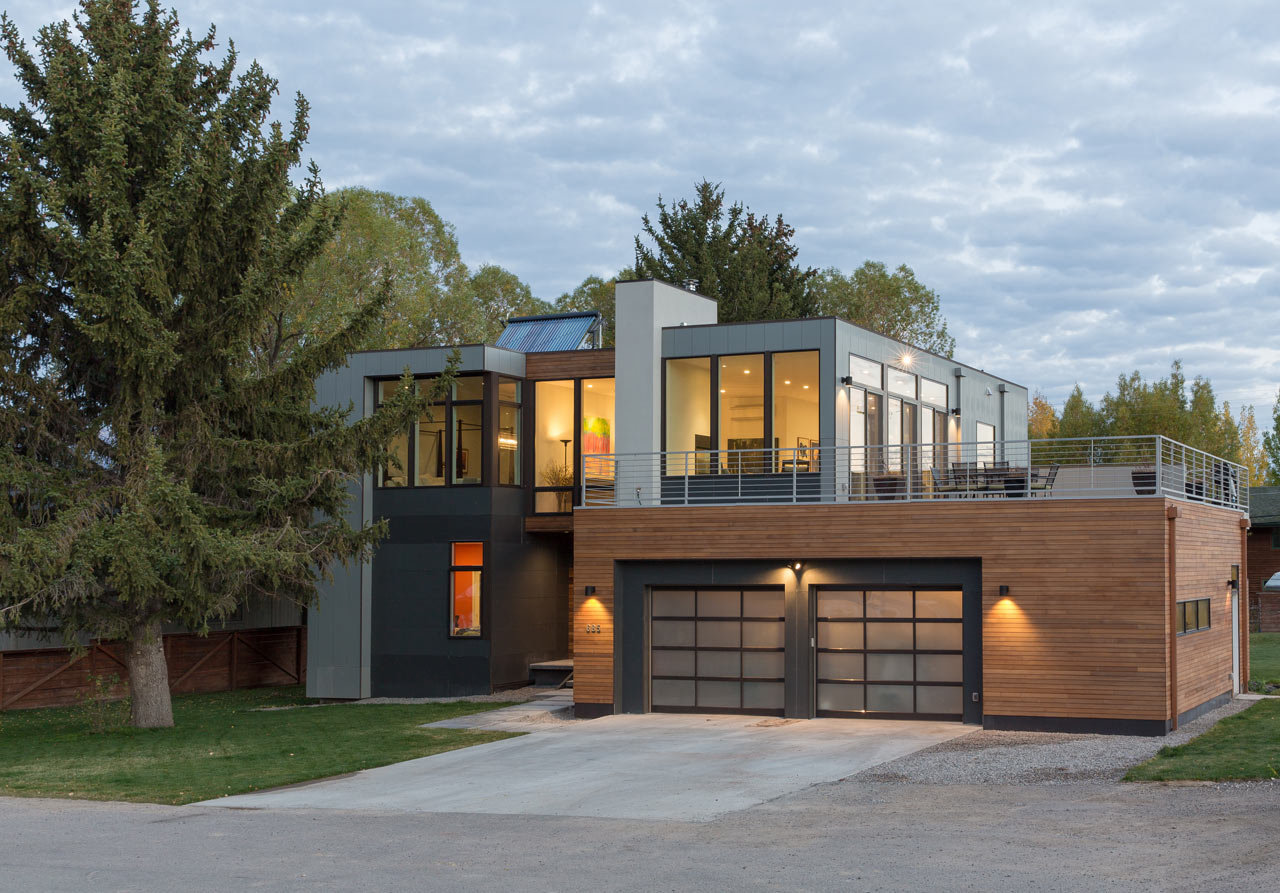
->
[784,379,791,385]
[803,384,809,389]
[743,369,750,374]
[720,388,726,393]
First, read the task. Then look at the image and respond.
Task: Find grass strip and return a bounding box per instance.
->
[1125,699,1280,782]
[0,686,517,805]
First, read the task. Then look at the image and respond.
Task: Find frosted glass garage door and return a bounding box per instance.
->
[815,588,964,719]
[650,588,785,715]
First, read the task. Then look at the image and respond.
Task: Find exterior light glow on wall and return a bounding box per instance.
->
[789,560,803,571]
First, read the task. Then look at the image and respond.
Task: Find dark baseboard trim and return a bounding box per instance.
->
[1178,690,1232,726]
[574,702,613,719]
[983,714,1172,737]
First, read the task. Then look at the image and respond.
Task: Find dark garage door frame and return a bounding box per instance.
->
[613,558,983,723]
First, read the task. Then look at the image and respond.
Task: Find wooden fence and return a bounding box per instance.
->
[0,626,306,711]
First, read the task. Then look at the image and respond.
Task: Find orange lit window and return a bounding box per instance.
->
[450,542,483,637]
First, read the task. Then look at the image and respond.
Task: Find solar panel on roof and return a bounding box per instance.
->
[495,312,601,352]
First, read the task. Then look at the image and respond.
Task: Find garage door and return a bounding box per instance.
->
[815,588,964,719]
[650,588,786,716]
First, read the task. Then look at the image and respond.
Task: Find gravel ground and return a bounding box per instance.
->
[856,696,1258,784]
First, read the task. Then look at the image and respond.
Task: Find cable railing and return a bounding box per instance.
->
[579,435,1248,512]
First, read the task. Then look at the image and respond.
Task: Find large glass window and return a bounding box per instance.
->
[450,542,483,638]
[535,379,576,490]
[665,357,712,472]
[582,378,615,480]
[773,351,820,472]
[720,354,765,472]
[417,376,448,486]
[452,404,483,484]
[976,421,996,465]
[886,397,902,472]
[377,380,410,488]
[497,377,521,486]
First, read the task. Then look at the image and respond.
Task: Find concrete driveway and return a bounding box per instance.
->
[206,711,972,821]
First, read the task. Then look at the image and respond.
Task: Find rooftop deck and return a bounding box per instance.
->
[581,436,1248,513]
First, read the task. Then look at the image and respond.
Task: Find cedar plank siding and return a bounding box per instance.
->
[1174,504,1240,714]
[523,349,615,381]
[573,498,1245,723]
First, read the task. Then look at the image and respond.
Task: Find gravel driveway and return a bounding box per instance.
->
[857,696,1258,784]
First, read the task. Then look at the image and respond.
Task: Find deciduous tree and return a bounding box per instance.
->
[810,262,955,357]
[0,0,423,727]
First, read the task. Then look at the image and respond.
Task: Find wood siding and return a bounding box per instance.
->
[0,626,305,711]
[573,498,1244,722]
[523,349,615,381]
[1174,504,1241,713]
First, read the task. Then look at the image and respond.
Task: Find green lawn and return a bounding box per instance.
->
[1125,699,1280,782]
[1251,632,1280,688]
[0,686,516,805]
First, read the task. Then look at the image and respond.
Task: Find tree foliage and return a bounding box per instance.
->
[809,262,956,357]
[634,180,815,323]
[1263,388,1280,485]
[0,0,424,727]
[1035,363,1241,459]
[1028,392,1059,439]
[1238,404,1269,486]
[468,263,551,342]
[552,268,635,348]
[259,188,479,362]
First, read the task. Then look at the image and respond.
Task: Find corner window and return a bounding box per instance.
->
[450,542,483,638]
[376,380,411,488]
[773,351,820,472]
[497,377,521,486]
[1175,598,1211,635]
[417,380,446,487]
[451,378,484,484]
[665,357,712,461]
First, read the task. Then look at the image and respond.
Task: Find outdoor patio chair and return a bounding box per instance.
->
[1029,463,1060,497]
[951,461,983,497]
[930,466,961,498]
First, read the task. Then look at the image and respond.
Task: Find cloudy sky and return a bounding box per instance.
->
[4,1,1279,418]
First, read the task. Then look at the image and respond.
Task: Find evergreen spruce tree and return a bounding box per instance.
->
[0,0,423,727]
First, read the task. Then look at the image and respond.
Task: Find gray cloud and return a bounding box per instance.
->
[2,0,1278,416]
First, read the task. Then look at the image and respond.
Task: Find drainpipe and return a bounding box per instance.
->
[1167,504,1180,730]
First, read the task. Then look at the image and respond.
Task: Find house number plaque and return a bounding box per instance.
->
[584,623,602,633]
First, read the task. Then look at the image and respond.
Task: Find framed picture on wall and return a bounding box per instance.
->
[458,449,470,475]
[796,436,812,464]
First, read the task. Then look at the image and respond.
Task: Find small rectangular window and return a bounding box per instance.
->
[887,367,916,399]
[920,378,948,408]
[1272,528,1280,550]
[1176,598,1211,635]
[452,376,485,401]
[450,542,483,637]
[849,355,882,389]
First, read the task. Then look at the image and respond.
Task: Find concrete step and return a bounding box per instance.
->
[529,658,573,687]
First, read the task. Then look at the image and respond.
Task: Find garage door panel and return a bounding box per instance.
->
[651,588,784,716]
[816,588,964,720]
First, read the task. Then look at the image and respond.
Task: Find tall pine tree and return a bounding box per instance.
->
[0,0,423,727]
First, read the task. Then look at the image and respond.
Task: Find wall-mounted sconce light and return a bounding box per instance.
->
[584,585,596,596]
[985,386,994,397]
[950,408,962,417]
[998,585,1010,597]
[840,375,854,387]
[789,561,803,571]
[1228,565,1240,591]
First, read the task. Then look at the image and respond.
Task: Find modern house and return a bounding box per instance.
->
[307,279,1250,734]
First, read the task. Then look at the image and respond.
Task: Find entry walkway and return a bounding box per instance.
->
[206,708,973,822]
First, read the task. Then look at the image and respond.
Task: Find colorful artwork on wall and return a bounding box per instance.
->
[583,416,611,455]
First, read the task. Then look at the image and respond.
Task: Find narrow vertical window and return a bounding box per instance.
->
[450,542,483,637]
[377,380,411,488]
[497,377,521,486]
